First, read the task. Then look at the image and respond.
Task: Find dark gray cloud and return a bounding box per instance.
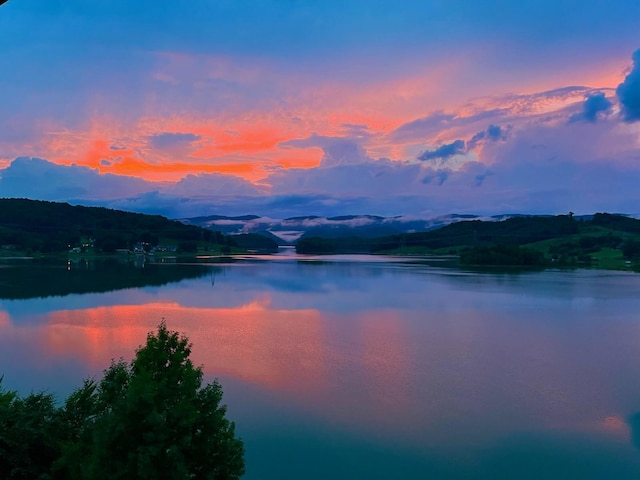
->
[486,124,504,141]
[149,132,202,150]
[617,48,640,122]
[421,170,450,186]
[418,124,507,163]
[468,124,507,148]
[569,92,613,123]
[418,140,465,161]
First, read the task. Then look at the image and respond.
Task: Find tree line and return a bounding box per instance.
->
[0,199,280,255]
[296,213,640,267]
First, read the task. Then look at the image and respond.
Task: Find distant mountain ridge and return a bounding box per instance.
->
[180,213,520,244]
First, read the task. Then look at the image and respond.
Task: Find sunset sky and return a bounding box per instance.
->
[1,0,639,218]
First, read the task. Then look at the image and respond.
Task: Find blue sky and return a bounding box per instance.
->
[1,0,639,218]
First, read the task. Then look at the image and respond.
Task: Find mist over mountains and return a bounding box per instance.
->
[180,213,520,245]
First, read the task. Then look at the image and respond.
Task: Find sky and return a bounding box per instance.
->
[1,0,640,219]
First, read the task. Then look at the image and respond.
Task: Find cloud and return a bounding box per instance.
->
[388,86,594,148]
[417,124,506,164]
[569,92,613,123]
[3,62,640,220]
[0,157,153,201]
[338,123,372,139]
[388,109,510,144]
[165,172,264,196]
[421,169,450,186]
[268,99,640,214]
[388,112,456,143]
[148,132,202,150]
[486,124,503,141]
[280,134,370,167]
[468,124,507,149]
[267,155,431,198]
[616,48,640,122]
[99,192,418,219]
[418,140,466,161]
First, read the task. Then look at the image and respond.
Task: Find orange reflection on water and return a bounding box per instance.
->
[33,299,422,436]
[41,299,331,400]
[0,311,9,328]
[599,415,631,442]
[6,292,636,447]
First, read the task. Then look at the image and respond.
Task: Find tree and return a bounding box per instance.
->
[178,241,198,253]
[295,236,336,254]
[623,239,640,259]
[0,378,64,479]
[57,322,245,479]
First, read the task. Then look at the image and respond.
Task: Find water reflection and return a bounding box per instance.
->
[1,260,640,478]
[0,258,212,300]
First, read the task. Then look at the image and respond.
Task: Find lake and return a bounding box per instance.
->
[1,253,640,479]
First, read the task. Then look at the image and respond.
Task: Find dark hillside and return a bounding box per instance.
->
[371,215,579,252]
[591,213,640,233]
[0,199,226,254]
[296,213,640,269]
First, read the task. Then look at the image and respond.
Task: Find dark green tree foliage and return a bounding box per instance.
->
[460,244,547,266]
[0,260,211,301]
[548,233,624,265]
[295,236,337,254]
[623,239,640,259]
[177,241,199,253]
[0,324,244,480]
[296,235,370,254]
[60,322,245,480]
[371,215,580,252]
[0,379,63,479]
[0,199,226,253]
[591,213,640,233]
[231,234,278,253]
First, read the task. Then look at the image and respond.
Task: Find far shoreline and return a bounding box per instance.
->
[0,244,637,273]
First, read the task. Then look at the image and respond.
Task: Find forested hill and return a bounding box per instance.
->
[370,214,581,251]
[0,198,232,254]
[297,213,640,269]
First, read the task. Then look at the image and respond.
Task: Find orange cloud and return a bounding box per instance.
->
[16,49,632,186]
[108,157,263,182]
[36,112,328,183]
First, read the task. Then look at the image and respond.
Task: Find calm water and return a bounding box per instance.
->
[1,255,640,479]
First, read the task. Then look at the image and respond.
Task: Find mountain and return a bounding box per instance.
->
[180,213,507,244]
